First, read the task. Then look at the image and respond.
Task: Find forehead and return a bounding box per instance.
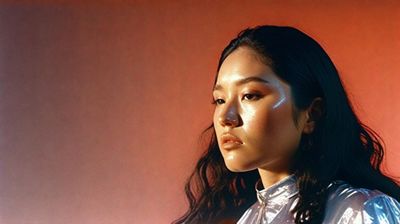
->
[216,46,277,86]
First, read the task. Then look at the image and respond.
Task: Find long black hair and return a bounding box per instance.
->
[173,25,400,224]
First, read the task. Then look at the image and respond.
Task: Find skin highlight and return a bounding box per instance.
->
[212,46,315,189]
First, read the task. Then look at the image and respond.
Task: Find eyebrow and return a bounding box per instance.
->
[213,76,270,92]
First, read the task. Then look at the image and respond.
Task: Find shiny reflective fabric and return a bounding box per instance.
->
[237,174,400,224]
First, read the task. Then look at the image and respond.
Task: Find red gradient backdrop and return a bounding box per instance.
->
[0,1,399,224]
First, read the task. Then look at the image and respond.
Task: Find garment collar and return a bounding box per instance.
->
[254,174,299,204]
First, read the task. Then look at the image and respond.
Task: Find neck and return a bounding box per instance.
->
[257,168,293,189]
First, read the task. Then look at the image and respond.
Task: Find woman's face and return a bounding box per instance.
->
[212,46,307,172]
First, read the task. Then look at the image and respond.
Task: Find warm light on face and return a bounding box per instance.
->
[212,46,304,173]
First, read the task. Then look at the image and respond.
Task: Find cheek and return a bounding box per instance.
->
[243,106,278,144]
[243,101,299,155]
[213,110,220,129]
[213,109,223,140]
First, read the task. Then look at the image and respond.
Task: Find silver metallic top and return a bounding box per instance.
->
[237,174,400,224]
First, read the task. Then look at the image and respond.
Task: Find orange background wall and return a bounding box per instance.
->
[0,1,399,223]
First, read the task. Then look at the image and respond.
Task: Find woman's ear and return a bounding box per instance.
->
[302,97,324,134]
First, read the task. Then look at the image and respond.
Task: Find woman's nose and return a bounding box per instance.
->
[218,104,240,127]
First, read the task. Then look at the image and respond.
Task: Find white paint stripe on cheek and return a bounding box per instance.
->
[272,81,287,109]
[273,95,286,109]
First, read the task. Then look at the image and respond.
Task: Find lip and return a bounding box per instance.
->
[221,132,243,150]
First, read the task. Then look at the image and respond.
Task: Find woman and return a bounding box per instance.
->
[173,25,400,224]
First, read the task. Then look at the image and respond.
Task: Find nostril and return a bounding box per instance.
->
[220,117,238,126]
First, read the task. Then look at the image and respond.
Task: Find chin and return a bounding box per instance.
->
[225,161,255,173]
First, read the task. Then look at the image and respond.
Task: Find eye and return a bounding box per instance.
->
[242,93,261,101]
[211,98,225,105]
